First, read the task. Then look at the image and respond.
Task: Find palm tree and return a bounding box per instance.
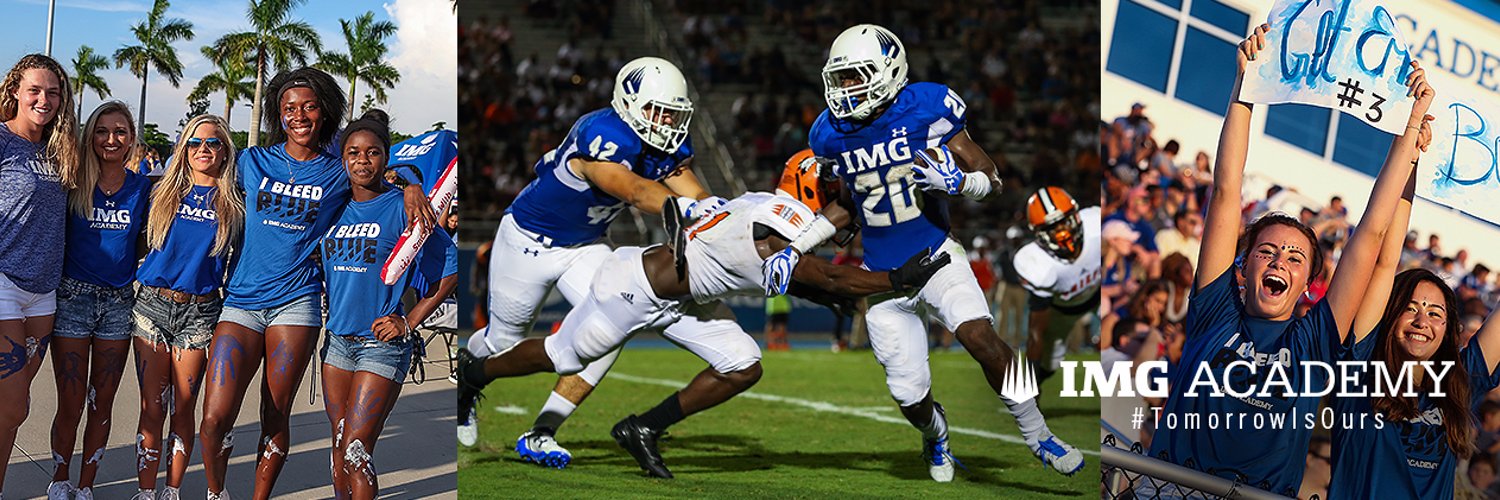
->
[113,0,195,134]
[71,45,111,118]
[190,46,255,124]
[315,11,400,120]
[211,0,321,147]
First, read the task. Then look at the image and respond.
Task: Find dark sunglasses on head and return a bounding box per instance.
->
[187,137,224,150]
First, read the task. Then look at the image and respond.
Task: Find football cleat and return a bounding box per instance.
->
[456,348,485,447]
[516,429,572,469]
[922,436,959,482]
[1031,434,1085,476]
[611,415,673,479]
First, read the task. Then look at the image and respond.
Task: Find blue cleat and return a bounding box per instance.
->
[516,430,572,469]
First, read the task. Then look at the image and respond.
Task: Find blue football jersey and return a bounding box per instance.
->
[1148,268,1344,496]
[1328,333,1500,500]
[506,108,693,247]
[809,82,966,271]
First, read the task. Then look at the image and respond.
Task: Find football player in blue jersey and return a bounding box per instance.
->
[1147,25,1435,496]
[460,57,728,468]
[796,24,1082,481]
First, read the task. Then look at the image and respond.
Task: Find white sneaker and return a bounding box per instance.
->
[74,487,92,500]
[515,430,572,468]
[206,490,231,500]
[458,406,479,447]
[1030,434,1085,476]
[47,481,75,500]
[130,489,155,500]
[157,486,180,500]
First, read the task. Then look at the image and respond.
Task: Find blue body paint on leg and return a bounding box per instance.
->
[208,336,244,387]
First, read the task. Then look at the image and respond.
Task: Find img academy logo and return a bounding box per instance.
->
[1055,359,1457,400]
[1001,357,1041,403]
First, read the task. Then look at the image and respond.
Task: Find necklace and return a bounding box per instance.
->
[286,150,297,184]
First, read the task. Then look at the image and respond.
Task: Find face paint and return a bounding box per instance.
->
[136,433,159,472]
[219,432,234,457]
[0,337,29,379]
[343,439,375,485]
[85,447,104,465]
[53,451,66,467]
[58,351,84,393]
[166,432,186,468]
[261,435,286,461]
[161,383,173,416]
[208,336,244,387]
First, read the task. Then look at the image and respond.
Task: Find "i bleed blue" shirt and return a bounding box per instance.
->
[225,144,351,310]
[136,185,229,295]
[321,188,456,340]
[1148,268,1343,496]
[63,169,150,288]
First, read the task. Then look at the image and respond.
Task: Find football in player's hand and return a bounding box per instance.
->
[913,146,965,171]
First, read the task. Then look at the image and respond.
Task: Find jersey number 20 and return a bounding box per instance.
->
[854,164,920,227]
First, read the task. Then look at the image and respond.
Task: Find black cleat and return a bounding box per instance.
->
[612,415,673,479]
[456,348,485,430]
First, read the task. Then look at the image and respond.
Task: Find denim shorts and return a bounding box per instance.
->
[131,285,222,350]
[219,294,323,333]
[53,277,135,341]
[321,333,415,384]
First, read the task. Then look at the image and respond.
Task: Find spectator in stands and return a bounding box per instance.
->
[1462,264,1492,303]
[1100,280,1168,353]
[1460,453,1498,499]
[1102,220,1140,314]
[1424,233,1444,261]
[1107,187,1159,275]
[1156,210,1201,265]
[1477,401,1500,462]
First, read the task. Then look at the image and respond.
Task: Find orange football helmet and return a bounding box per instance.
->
[1026,186,1083,260]
[777,148,838,212]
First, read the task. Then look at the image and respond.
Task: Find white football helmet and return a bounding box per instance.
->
[611,57,694,154]
[822,24,909,120]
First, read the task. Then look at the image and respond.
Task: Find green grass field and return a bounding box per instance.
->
[457,345,1100,498]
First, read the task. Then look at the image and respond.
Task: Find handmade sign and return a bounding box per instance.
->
[1241,0,1415,135]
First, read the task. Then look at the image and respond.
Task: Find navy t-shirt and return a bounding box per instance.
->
[136,185,229,295]
[321,188,456,339]
[1328,333,1500,500]
[225,144,351,309]
[1148,268,1343,496]
[63,169,150,288]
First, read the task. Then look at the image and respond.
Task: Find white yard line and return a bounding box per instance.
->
[608,372,1100,457]
[494,405,529,415]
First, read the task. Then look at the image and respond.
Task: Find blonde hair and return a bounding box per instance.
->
[0,54,80,189]
[145,115,244,256]
[70,101,138,217]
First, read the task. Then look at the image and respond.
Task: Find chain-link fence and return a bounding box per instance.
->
[1101,435,1293,500]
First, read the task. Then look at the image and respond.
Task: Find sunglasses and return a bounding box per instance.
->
[186,137,224,150]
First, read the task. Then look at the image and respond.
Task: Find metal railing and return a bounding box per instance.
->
[1101,436,1292,500]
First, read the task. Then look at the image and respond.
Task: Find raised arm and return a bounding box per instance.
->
[1195,24,1266,291]
[1326,61,1435,342]
[1350,165,1419,343]
[1475,298,1500,374]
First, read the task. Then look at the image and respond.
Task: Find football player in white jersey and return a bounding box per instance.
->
[1014,187,1101,382]
[456,191,949,478]
[461,57,728,468]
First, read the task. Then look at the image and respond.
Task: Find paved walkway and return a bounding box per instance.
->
[6,345,457,499]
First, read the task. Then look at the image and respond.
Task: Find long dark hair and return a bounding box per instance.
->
[261,67,344,147]
[1370,268,1474,458]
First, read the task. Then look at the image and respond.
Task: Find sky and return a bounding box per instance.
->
[1,0,456,138]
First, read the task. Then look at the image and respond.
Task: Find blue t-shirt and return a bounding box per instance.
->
[136,185,229,295]
[1105,210,1159,252]
[225,144,351,309]
[1147,268,1343,496]
[321,188,457,339]
[506,108,693,247]
[63,169,151,288]
[809,82,966,271]
[0,122,65,293]
[1328,333,1500,500]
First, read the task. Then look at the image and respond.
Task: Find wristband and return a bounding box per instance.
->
[790,215,838,254]
[959,172,993,200]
